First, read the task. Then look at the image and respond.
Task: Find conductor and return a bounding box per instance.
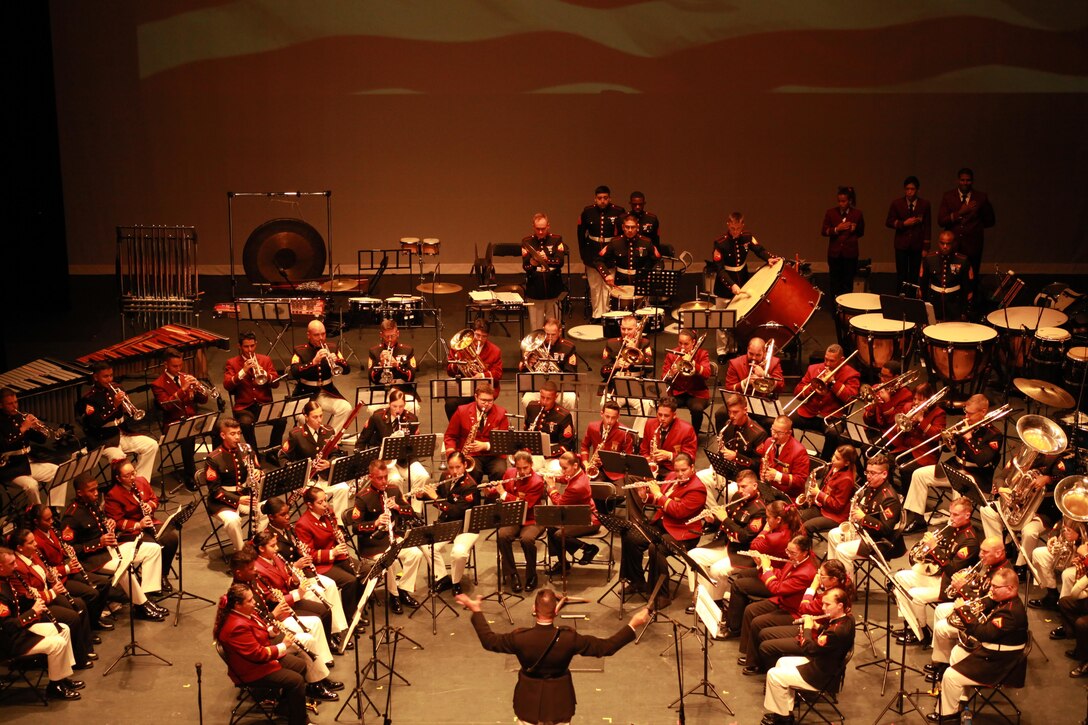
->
[455,590,649,725]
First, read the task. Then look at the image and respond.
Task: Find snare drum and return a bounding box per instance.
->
[636,306,664,334]
[348,297,383,325]
[835,292,882,350]
[986,306,1068,370]
[602,310,628,338]
[1064,346,1088,392]
[849,314,916,372]
[399,237,421,254]
[420,237,441,255]
[922,322,998,389]
[726,259,821,349]
[1030,327,1071,383]
[385,295,423,326]
[609,285,639,312]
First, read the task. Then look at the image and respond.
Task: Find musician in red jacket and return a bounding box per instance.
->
[723,337,785,398]
[620,454,707,605]
[252,529,333,640]
[484,451,545,593]
[580,402,634,484]
[640,396,698,480]
[28,504,110,631]
[444,318,504,419]
[791,344,860,460]
[294,487,361,623]
[545,452,602,576]
[821,186,865,299]
[151,347,210,489]
[223,331,284,453]
[725,534,816,646]
[443,383,510,483]
[756,416,811,500]
[661,329,712,434]
[797,445,858,535]
[215,582,310,725]
[897,381,947,479]
[104,460,178,593]
[937,167,995,279]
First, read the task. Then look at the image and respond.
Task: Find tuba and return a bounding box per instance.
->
[449,329,487,377]
[999,415,1067,529]
[521,331,560,373]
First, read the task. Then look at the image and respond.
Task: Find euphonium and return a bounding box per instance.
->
[520,331,560,373]
[999,415,1067,529]
[449,329,487,377]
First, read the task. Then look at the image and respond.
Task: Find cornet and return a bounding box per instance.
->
[109,382,145,420]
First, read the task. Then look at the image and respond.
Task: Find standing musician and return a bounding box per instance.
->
[27,504,111,632]
[523,381,575,457]
[892,497,979,648]
[686,470,768,609]
[704,394,768,497]
[544,452,601,576]
[77,361,158,482]
[444,319,503,419]
[520,317,580,376]
[797,445,858,535]
[289,320,352,431]
[721,337,785,401]
[151,347,210,490]
[886,175,932,292]
[639,396,699,481]
[927,568,1025,723]
[937,167,996,280]
[707,211,776,361]
[355,389,429,505]
[204,418,260,552]
[367,319,418,397]
[252,529,334,645]
[0,547,85,701]
[414,451,481,595]
[577,184,625,323]
[827,453,903,582]
[444,382,510,483]
[597,213,661,292]
[919,230,974,321]
[342,460,430,614]
[104,460,179,595]
[522,212,567,332]
[1,387,60,507]
[756,416,811,500]
[821,185,866,299]
[763,587,855,725]
[262,497,354,643]
[619,453,706,606]
[895,381,948,486]
[903,394,1001,533]
[223,331,285,454]
[485,451,545,594]
[61,472,168,621]
[628,191,664,254]
[281,401,353,521]
[661,329,712,435]
[791,344,861,460]
[294,488,364,620]
[600,314,654,390]
[724,534,817,646]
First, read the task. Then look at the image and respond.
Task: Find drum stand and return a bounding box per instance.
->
[420,302,449,368]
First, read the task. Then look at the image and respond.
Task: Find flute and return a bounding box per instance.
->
[735,550,790,563]
[792,613,833,625]
[623,480,656,490]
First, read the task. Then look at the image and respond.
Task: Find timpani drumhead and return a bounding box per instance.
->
[922,322,998,344]
[986,306,1068,330]
[1036,326,1071,342]
[849,313,916,334]
[609,285,637,299]
[836,292,882,315]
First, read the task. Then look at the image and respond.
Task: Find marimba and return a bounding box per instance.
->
[76,324,230,380]
[0,358,89,427]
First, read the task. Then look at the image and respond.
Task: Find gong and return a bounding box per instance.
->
[242,218,327,283]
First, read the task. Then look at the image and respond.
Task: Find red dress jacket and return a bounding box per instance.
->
[901,407,947,467]
[104,476,163,540]
[294,510,345,574]
[11,555,57,604]
[151,370,209,426]
[937,188,995,259]
[579,421,634,482]
[32,526,81,583]
[223,353,281,411]
[486,469,545,525]
[750,523,792,565]
[821,206,865,259]
[813,467,855,523]
[862,386,913,430]
[755,436,811,497]
[217,609,286,685]
[760,554,819,617]
[547,471,599,527]
[723,353,785,396]
[253,554,305,606]
[639,418,698,475]
[650,474,707,541]
[794,362,861,420]
[661,348,712,398]
[885,196,931,253]
[446,339,504,391]
[444,402,511,458]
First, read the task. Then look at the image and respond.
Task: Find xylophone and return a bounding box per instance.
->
[76,324,230,380]
[0,358,89,428]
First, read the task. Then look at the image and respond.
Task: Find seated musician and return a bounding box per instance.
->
[919,230,973,323]
[289,320,352,431]
[151,347,210,490]
[580,401,634,512]
[619,453,706,607]
[352,390,430,510]
[827,453,903,582]
[8,528,96,671]
[686,470,767,611]
[228,547,341,702]
[104,460,178,594]
[1028,517,1085,611]
[522,212,567,332]
[27,504,110,632]
[483,451,545,594]
[598,213,661,292]
[343,459,433,614]
[62,472,168,622]
[443,382,510,483]
[702,393,768,496]
[790,344,861,460]
[707,211,776,361]
[724,532,816,644]
[895,381,947,488]
[763,587,855,725]
[601,314,653,413]
[544,452,601,576]
[252,529,335,646]
[443,318,503,420]
[295,487,364,619]
[662,329,712,434]
[719,336,785,410]
[750,560,853,676]
[861,361,913,440]
[204,418,261,552]
[927,536,1010,685]
[214,582,315,724]
[756,415,811,501]
[903,394,1001,533]
[1054,556,1088,677]
[414,451,481,595]
[0,387,60,506]
[892,497,979,647]
[519,317,579,374]
[0,547,85,701]
[223,331,284,456]
[524,381,575,457]
[77,361,158,482]
[640,396,698,482]
[262,497,355,643]
[367,319,418,398]
[927,568,1026,723]
[797,445,858,536]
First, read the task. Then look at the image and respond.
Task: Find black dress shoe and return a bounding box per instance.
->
[47,682,81,700]
[546,560,571,576]
[896,627,931,647]
[742,665,766,676]
[399,592,420,608]
[134,603,167,621]
[578,544,600,564]
[1068,649,1081,660]
[388,597,403,615]
[452,582,463,595]
[91,635,102,645]
[322,678,345,691]
[159,580,174,596]
[509,575,523,594]
[1071,662,1088,678]
[73,660,94,671]
[95,617,115,631]
[622,582,644,597]
[922,662,948,674]
[306,682,339,701]
[1051,626,1068,639]
[685,604,697,616]
[85,652,99,661]
[63,678,85,690]
[737,655,748,666]
[524,574,538,591]
[434,576,453,593]
[1028,594,1059,611]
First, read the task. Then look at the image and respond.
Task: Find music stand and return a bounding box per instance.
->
[490,430,549,458]
[679,308,736,334]
[154,501,213,625]
[739,391,783,420]
[534,504,591,599]
[838,417,879,447]
[669,582,734,715]
[160,412,219,499]
[255,396,310,429]
[103,553,172,676]
[405,520,463,633]
[871,557,931,724]
[598,449,655,481]
[638,268,682,308]
[613,377,669,410]
[472,500,527,623]
[44,446,104,509]
[594,512,641,615]
[259,459,311,529]
[880,294,930,371]
[703,449,738,502]
[237,299,295,365]
[379,433,435,487]
[335,575,380,720]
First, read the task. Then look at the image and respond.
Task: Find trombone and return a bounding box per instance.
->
[825,368,919,420]
[781,350,858,417]
[601,314,647,406]
[742,338,775,396]
[865,386,947,457]
[894,403,1012,466]
[663,331,707,389]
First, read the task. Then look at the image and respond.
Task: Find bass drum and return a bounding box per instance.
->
[849,314,916,373]
[726,259,822,349]
[835,292,882,351]
[922,322,998,390]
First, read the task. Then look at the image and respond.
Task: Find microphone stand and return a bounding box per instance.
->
[195,662,203,725]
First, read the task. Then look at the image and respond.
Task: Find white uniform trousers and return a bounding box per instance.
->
[103,432,159,481]
[687,544,731,600]
[765,655,818,716]
[304,573,348,633]
[939,644,990,716]
[931,601,959,664]
[101,540,163,598]
[894,564,942,628]
[527,298,559,333]
[695,468,733,501]
[315,391,353,432]
[26,621,75,682]
[904,465,952,516]
[435,532,479,583]
[367,544,428,596]
[216,503,266,553]
[587,265,610,319]
[826,526,863,582]
[1031,544,1059,590]
[282,613,332,683]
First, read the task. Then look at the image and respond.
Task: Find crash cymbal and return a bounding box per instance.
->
[416,282,463,295]
[1013,378,1076,409]
[318,278,362,293]
[242,218,327,284]
[676,300,714,312]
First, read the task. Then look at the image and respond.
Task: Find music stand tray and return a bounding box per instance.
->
[489,430,549,457]
[679,308,736,332]
[839,418,878,446]
[256,397,310,426]
[261,459,312,502]
[534,505,591,529]
[739,391,783,419]
[598,449,655,480]
[472,501,528,622]
[379,433,436,463]
[613,377,669,405]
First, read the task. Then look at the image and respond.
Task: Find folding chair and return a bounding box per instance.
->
[215,641,282,723]
[962,638,1031,725]
[0,654,50,706]
[196,470,234,561]
[794,646,854,724]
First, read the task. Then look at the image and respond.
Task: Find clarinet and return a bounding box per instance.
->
[85,500,124,560]
[43,560,80,609]
[10,570,63,633]
[277,550,333,611]
[50,523,93,586]
[132,483,158,541]
[325,509,363,578]
[257,573,311,633]
[252,585,316,662]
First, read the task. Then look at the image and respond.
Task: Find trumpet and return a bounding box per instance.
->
[182,372,221,399]
[321,343,344,376]
[895,404,1012,466]
[243,352,270,386]
[449,329,487,377]
[782,350,858,417]
[15,410,64,440]
[663,332,707,387]
[109,382,145,420]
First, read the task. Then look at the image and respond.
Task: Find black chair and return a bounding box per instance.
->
[0,654,50,707]
[196,470,235,561]
[215,641,281,723]
[793,646,853,724]
[961,638,1031,725]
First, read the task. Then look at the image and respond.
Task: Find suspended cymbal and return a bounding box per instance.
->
[417,282,463,295]
[676,300,715,313]
[1013,378,1076,409]
[318,278,362,293]
[242,218,327,284]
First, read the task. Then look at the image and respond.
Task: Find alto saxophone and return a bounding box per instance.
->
[461,408,484,463]
[586,423,611,479]
[648,423,664,475]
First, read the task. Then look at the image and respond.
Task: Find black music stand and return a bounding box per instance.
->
[670,581,734,715]
[237,299,296,365]
[335,575,380,721]
[594,512,642,615]
[626,515,705,646]
[473,500,527,623]
[838,417,879,447]
[161,412,219,499]
[871,555,931,724]
[739,391,783,420]
[515,371,581,420]
[103,552,172,676]
[612,377,669,418]
[405,520,463,633]
[44,446,104,509]
[260,459,311,526]
[598,449,655,481]
[703,449,739,503]
[638,267,682,310]
[490,429,549,460]
[534,504,592,598]
[428,377,490,432]
[155,501,213,626]
[255,395,309,434]
[379,432,434,500]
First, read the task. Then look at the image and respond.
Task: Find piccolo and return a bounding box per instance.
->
[792,613,833,625]
[735,550,790,563]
